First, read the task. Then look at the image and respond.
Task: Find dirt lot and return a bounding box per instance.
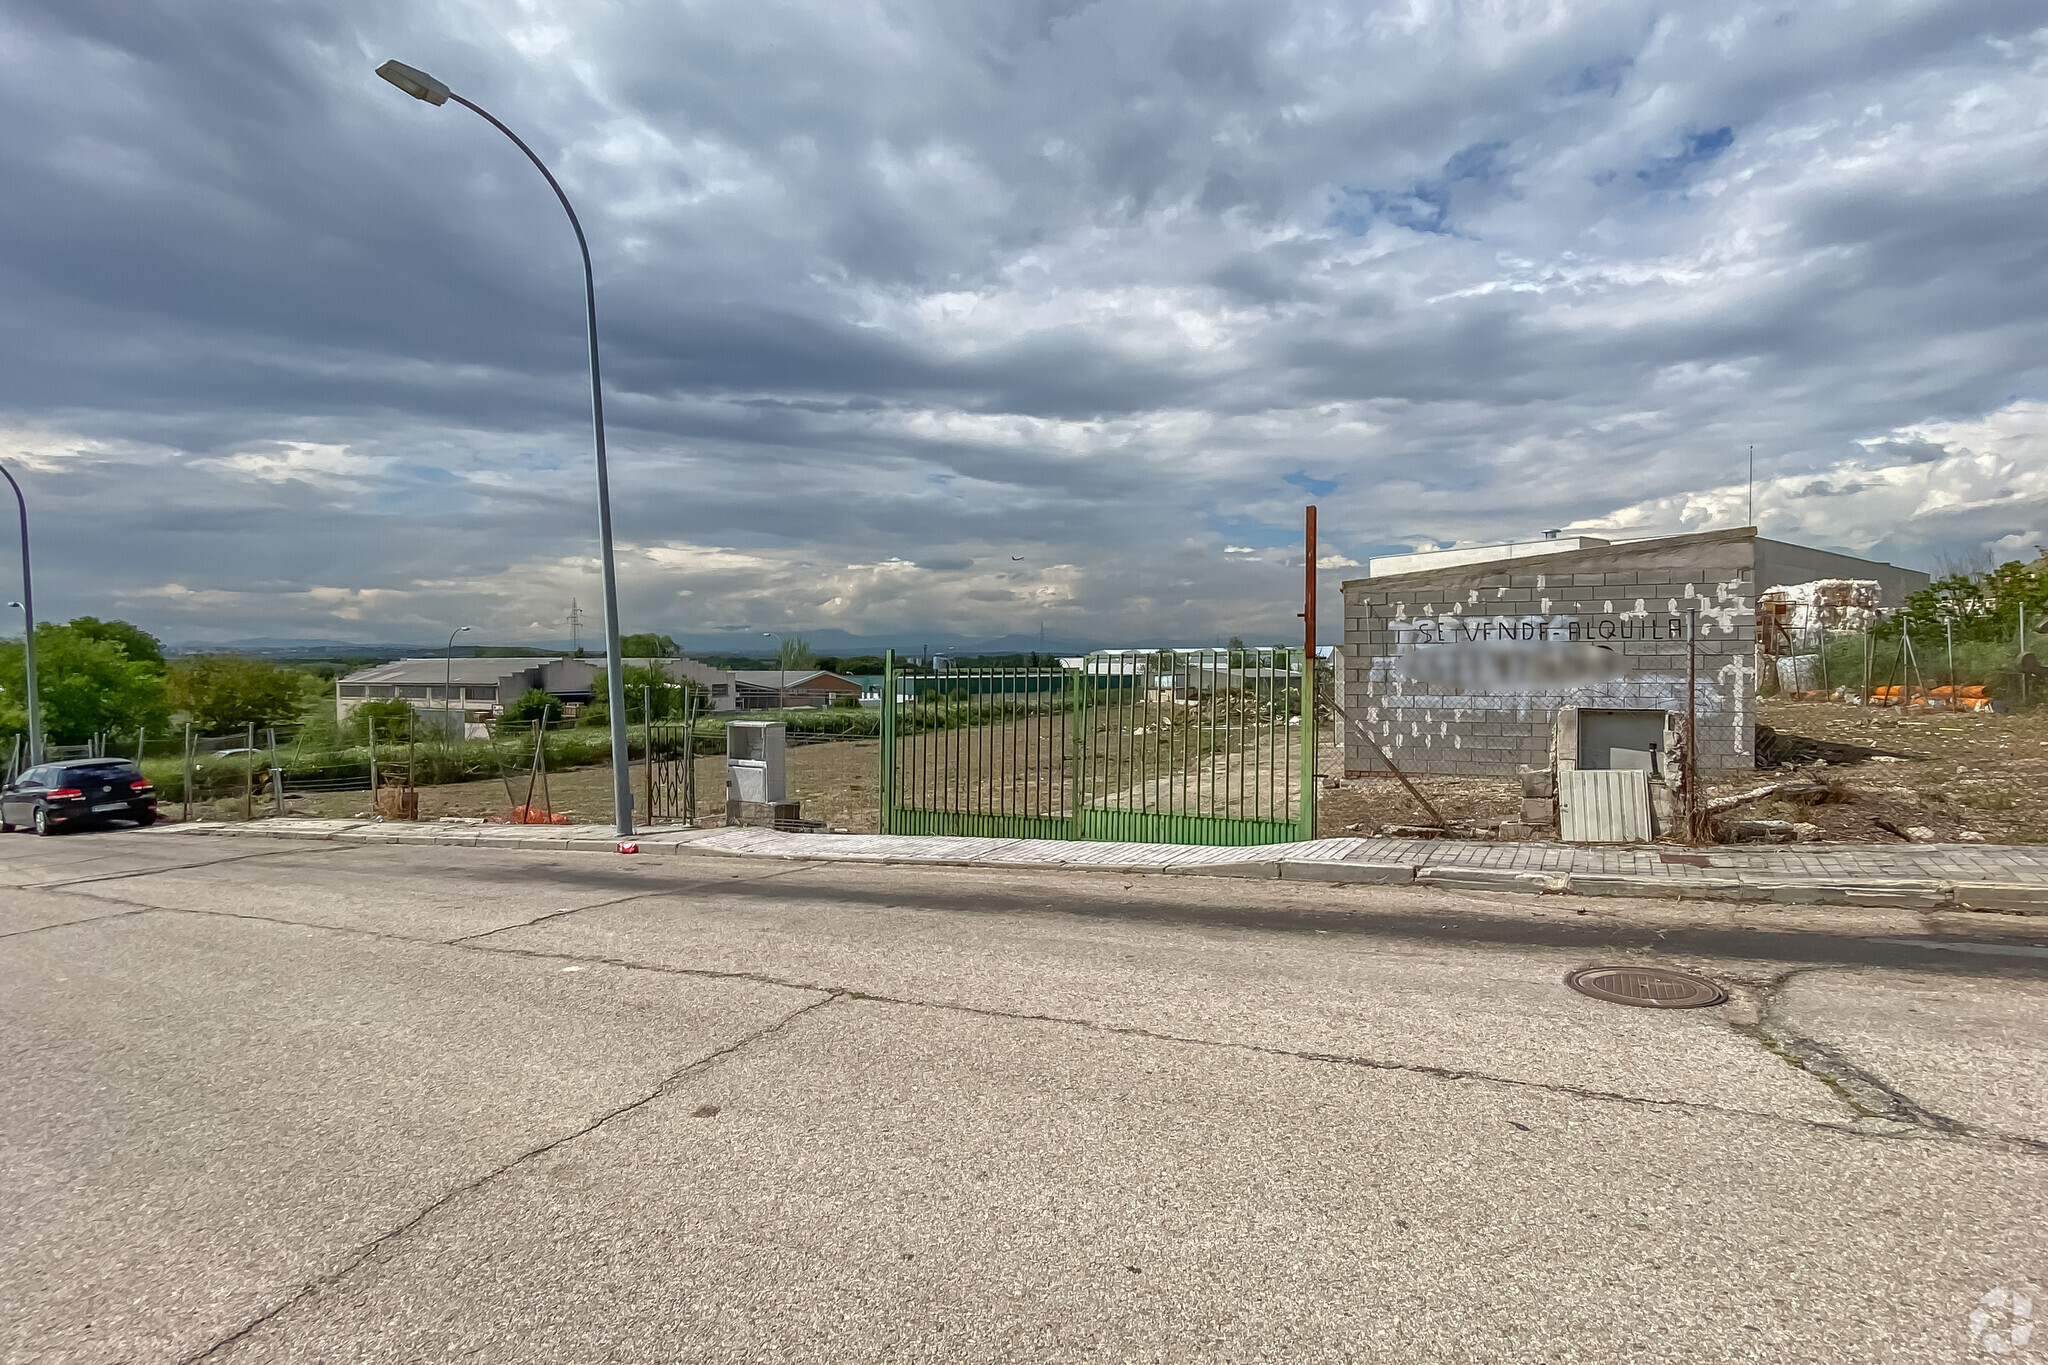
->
[248,700,2048,847]
[1319,698,2048,845]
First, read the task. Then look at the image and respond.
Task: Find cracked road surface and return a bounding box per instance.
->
[3,833,2044,1363]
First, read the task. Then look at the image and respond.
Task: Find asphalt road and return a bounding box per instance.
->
[3,830,2044,1364]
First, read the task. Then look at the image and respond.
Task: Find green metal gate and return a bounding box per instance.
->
[879,649,1314,845]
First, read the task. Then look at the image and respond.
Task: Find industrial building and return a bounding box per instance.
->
[1340,528,1929,794]
[729,669,864,709]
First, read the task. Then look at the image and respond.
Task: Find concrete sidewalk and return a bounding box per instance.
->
[161,818,2048,914]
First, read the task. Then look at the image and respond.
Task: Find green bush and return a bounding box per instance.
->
[354,698,418,739]
[499,688,561,727]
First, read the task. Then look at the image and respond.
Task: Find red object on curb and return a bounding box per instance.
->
[617,842,640,854]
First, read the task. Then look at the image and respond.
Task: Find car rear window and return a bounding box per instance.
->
[62,762,141,780]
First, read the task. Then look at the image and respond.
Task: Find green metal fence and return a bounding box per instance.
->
[880,649,1314,846]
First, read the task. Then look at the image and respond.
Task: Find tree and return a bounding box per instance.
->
[588,664,708,721]
[777,635,816,671]
[349,698,416,744]
[0,623,170,746]
[166,655,307,732]
[67,617,166,669]
[621,632,680,658]
[498,688,560,727]
[818,655,886,675]
[1888,556,2048,645]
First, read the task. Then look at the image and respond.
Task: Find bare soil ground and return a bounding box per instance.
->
[1726,697,2048,845]
[276,738,885,832]
[1319,698,2048,845]
[234,700,2048,848]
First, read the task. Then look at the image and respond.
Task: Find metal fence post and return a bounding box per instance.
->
[267,726,284,817]
[242,722,255,821]
[878,650,896,833]
[1297,647,1317,842]
[1068,663,1087,840]
[182,723,193,822]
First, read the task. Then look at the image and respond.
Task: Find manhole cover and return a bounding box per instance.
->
[1565,966,1726,1009]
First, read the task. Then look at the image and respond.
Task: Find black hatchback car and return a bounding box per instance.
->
[2,760,158,835]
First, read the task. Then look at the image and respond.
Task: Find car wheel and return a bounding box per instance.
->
[32,806,52,836]
[134,811,158,827]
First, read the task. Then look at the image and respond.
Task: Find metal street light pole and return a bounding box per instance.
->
[0,462,41,765]
[444,625,470,736]
[377,60,633,835]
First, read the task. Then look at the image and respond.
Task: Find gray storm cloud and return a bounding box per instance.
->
[0,0,2043,645]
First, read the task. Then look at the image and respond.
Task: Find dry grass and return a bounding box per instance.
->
[1733,697,2048,844]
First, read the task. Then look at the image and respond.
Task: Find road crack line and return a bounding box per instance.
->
[24,842,354,892]
[177,990,839,1364]
[1734,966,2048,1156]
[142,900,2048,1155]
[449,861,827,943]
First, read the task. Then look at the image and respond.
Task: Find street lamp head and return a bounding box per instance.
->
[376,60,451,106]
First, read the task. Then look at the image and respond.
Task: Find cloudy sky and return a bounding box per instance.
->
[2,0,2044,649]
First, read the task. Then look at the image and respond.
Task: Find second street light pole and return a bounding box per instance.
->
[444,625,470,737]
[1,462,41,766]
[377,60,634,834]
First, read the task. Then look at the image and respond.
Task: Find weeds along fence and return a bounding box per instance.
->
[119,694,894,819]
[880,649,1316,846]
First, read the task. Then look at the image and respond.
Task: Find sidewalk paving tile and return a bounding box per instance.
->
[157,819,2048,912]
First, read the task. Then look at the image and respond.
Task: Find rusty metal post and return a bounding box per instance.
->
[1304,504,1317,664]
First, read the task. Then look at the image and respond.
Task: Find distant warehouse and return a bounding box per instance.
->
[1340,528,1929,783]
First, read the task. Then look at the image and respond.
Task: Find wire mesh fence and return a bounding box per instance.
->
[881,649,1314,846]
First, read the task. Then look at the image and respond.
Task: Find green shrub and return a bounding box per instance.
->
[499,688,560,727]
[349,698,417,743]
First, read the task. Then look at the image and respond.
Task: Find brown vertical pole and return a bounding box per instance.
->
[1304,505,1317,664]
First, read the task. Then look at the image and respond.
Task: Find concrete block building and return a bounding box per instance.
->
[1340,528,1928,784]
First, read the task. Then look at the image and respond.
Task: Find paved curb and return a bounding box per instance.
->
[148,819,2048,915]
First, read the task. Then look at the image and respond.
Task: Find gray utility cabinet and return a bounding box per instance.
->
[725,722,787,805]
